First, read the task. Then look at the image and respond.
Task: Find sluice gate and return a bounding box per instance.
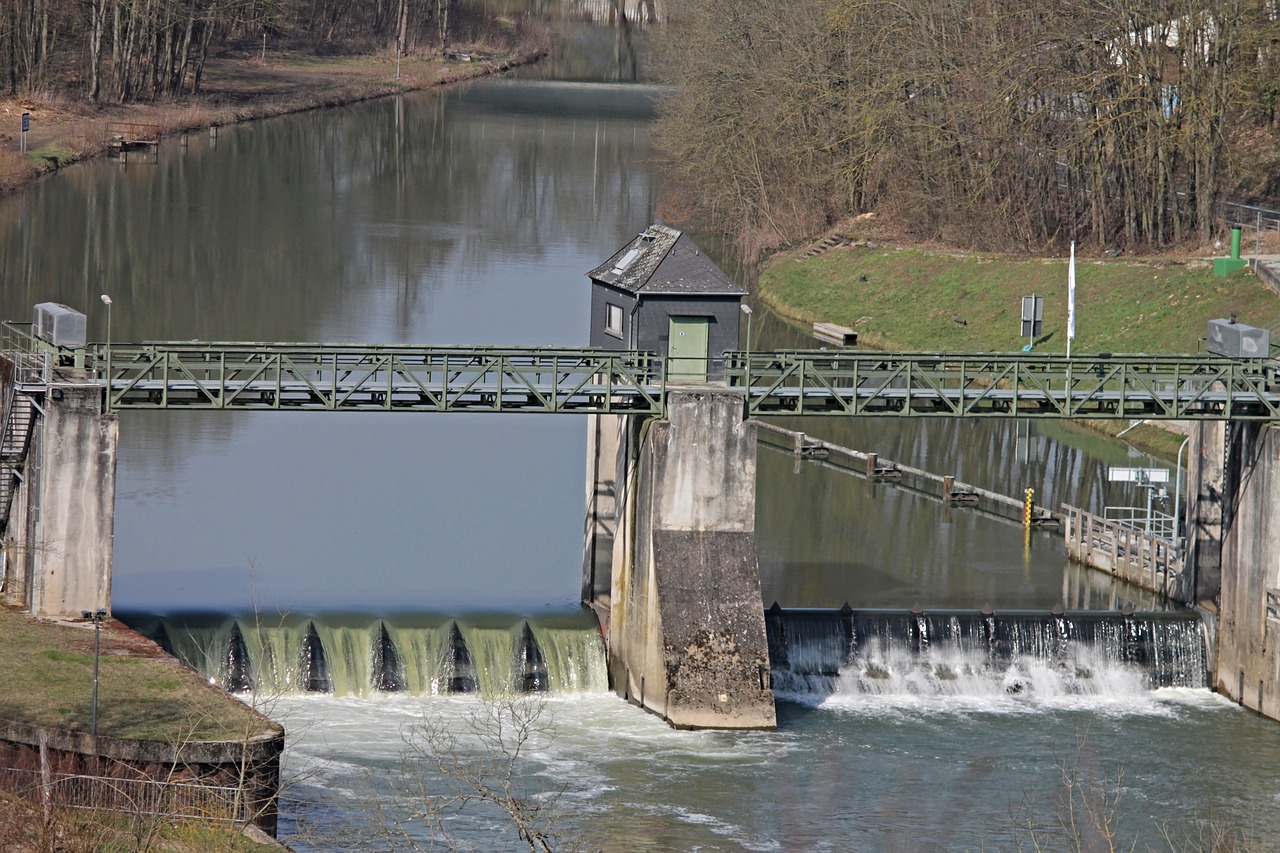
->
[766,605,1208,695]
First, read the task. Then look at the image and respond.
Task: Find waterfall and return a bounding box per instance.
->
[130,611,608,697]
[766,607,1208,699]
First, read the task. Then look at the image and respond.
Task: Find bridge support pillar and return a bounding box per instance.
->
[1196,420,1280,721]
[3,382,117,617]
[589,387,775,730]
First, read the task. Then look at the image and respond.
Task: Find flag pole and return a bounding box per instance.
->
[1067,241,1077,359]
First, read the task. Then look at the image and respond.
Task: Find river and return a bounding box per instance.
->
[1,12,1278,853]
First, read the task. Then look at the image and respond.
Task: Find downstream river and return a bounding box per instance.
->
[1,20,1278,853]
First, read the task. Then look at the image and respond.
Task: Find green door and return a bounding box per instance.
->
[667,316,709,383]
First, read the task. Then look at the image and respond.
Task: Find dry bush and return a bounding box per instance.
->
[0,150,39,192]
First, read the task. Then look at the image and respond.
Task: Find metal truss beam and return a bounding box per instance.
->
[6,322,1280,421]
[97,343,665,415]
[730,351,1280,420]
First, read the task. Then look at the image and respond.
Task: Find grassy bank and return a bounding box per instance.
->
[0,607,273,743]
[759,242,1280,353]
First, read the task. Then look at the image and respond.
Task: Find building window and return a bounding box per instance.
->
[605,303,623,337]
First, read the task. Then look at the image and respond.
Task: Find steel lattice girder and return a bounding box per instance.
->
[732,351,1280,420]
[100,344,665,415]
[18,336,1280,420]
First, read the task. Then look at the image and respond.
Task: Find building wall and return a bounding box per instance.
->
[589,286,637,350]
[634,295,741,373]
[588,283,743,373]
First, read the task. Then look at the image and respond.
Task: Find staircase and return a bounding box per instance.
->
[0,382,37,539]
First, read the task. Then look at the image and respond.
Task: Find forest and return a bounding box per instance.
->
[0,0,497,103]
[651,0,1280,255]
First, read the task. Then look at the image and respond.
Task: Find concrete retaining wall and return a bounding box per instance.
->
[602,388,775,730]
[0,719,284,836]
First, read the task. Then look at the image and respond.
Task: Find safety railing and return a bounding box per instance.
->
[1103,506,1178,542]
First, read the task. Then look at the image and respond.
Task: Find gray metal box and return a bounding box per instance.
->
[1207,318,1270,359]
[32,302,87,348]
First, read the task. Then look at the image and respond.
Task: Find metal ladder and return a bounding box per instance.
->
[0,380,37,539]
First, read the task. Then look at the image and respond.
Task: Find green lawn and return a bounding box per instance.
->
[759,244,1280,354]
[0,607,277,744]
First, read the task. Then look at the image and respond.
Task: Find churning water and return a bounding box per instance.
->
[224,608,1280,853]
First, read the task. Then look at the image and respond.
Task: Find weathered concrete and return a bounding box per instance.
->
[601,388,775,730]
[1186,421,1225,604]
[5,382,118,617]
[1196,421,1280,720]
[583,413,627,609]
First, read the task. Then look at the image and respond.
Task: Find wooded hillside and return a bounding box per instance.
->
[652,0,1280,255]
[1,0,505,103]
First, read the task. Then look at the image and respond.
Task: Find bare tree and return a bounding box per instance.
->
[358,697,594,853]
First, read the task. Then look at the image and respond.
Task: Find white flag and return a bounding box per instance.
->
[1067,241,1077,349]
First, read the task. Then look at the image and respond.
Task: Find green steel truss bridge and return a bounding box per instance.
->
[5,329,1280,421]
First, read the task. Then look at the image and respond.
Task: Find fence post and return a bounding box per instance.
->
[38,729,51,821]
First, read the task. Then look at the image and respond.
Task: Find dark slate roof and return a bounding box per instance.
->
[588,224,746,296]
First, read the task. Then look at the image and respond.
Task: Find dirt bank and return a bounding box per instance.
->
[0,40,547,195]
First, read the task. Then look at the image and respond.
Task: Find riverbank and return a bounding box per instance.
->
[0,606,284,850]
[757,227,1280,460]
[0,32,548,196]
[759,230,1280,354]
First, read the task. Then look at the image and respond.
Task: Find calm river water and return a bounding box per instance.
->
[1,21,1278,853]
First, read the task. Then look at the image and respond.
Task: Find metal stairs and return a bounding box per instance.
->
[0,382,37,539]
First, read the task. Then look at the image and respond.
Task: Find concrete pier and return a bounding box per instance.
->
[1,374,117,617]
[589,387,776,730]
[1193,421,1280,720]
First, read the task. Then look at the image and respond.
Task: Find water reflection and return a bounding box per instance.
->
[0,80,660,612]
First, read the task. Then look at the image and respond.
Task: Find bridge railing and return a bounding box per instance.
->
[726,350,1280,420]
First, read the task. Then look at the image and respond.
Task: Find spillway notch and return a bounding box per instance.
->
[373,622,407,692]
[224,622,254,693]
[517,622,549,693]
[300,622,333,693]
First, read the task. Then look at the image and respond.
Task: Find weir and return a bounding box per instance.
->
[766,606,1208,696]
[130,613,608,697]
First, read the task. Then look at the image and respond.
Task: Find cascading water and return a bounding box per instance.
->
[766,606,1208,702]
[124,611,608,697]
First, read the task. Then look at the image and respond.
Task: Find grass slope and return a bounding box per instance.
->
[760,244,1280,354]
[0,607,275,743]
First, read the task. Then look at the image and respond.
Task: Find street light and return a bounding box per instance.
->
[740,303,753,389]
[100,295,112,411]
[81,608,108,736]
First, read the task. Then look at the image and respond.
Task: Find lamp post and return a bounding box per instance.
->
[81,608,108,736]
[100,295,112,411]
[740,303,753,389]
